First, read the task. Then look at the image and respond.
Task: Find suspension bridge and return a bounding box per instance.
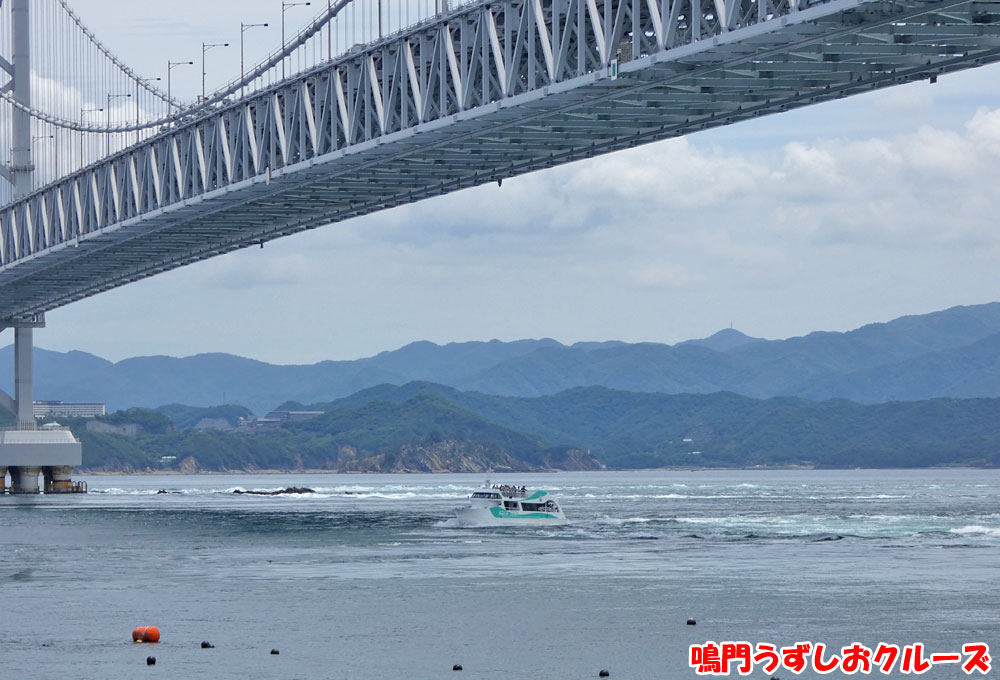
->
[0,0,998,491]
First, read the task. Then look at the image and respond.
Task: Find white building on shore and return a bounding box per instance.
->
[33,401,106,420]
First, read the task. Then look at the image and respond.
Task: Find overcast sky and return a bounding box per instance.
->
[13,1,1000,363]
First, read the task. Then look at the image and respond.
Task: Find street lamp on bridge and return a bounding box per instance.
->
[106,93,132,155]
[281,2,311,79]
[202,42,230,101]
[32,134,54,182]
[167,60,195,115]
[241,22,269,99]
[135,77,162,145]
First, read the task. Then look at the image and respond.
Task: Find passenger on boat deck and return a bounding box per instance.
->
[490,484,526,495]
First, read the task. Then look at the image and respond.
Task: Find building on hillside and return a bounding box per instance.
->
[247,417,282,431]
[34,401,106,420]
[234,411,322,433]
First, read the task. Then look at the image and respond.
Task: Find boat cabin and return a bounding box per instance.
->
[469,489,560,514]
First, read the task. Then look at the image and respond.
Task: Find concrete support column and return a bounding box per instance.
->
[9,466,41,494]
[44,465,75,493]
[14,326,34,429]
[0,466,7,494]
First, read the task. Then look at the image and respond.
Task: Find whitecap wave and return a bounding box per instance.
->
[595,515,659,525]
[949,525,1000,538]
[93,487,209,496]
[133,487,470,500]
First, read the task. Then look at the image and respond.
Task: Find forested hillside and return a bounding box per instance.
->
[71,386,1000,472]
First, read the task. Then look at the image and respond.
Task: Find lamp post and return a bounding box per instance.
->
[202,42,230,101]
[106,93,132,155]
[32,134,54,183]
[80,107,103,167]
[241,22,269,99]
[281,2,311,79]
[167,60,194,115]
[135,77,162,145]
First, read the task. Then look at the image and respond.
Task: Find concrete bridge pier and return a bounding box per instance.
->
[9,466,41,494]
[1,316,84,494]
[44,465,82,493]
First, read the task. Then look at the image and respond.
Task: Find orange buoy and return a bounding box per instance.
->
[132,626,160,643]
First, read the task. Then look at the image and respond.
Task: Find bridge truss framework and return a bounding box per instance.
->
[1,0,999,323]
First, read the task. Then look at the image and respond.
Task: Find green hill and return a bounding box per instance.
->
[297,383,1000,469]
[74,394,600,473]
[78,383,1000,473]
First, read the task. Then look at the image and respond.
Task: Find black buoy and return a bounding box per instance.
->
[453,664,463,671]
[687,617,697,626]
[201,641,214,649]
[599,671,611,677]
[270,649,280,655]
[146,656,156,666]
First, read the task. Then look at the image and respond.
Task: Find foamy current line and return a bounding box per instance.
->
[91,486,468,499]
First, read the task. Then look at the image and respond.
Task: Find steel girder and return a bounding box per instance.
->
[1,0,999,321]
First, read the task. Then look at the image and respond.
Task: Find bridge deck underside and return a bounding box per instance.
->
[1,0,999,320]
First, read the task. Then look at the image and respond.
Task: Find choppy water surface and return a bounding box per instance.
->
[1,469,998,679]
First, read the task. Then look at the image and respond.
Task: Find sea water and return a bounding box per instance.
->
[1,469,998,679]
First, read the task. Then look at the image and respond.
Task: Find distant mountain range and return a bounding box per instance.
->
[4,302,1000,413]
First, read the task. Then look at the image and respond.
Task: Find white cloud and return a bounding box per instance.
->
[759,112,1000,249]
[897,125,978,178]
[565,138,766,209]
[967,107,1000,156]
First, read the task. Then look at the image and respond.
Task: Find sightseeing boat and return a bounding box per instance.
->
[451,481,569,526]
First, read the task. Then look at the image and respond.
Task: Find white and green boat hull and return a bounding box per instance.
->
[451,486,569,526]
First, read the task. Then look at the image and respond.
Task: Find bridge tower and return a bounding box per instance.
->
[0,1,83,494]
[5,0,33,199]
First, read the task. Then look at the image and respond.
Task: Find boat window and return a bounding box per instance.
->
[521,502,542,512]
[504,501,519,510]
[472,492,502,499]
